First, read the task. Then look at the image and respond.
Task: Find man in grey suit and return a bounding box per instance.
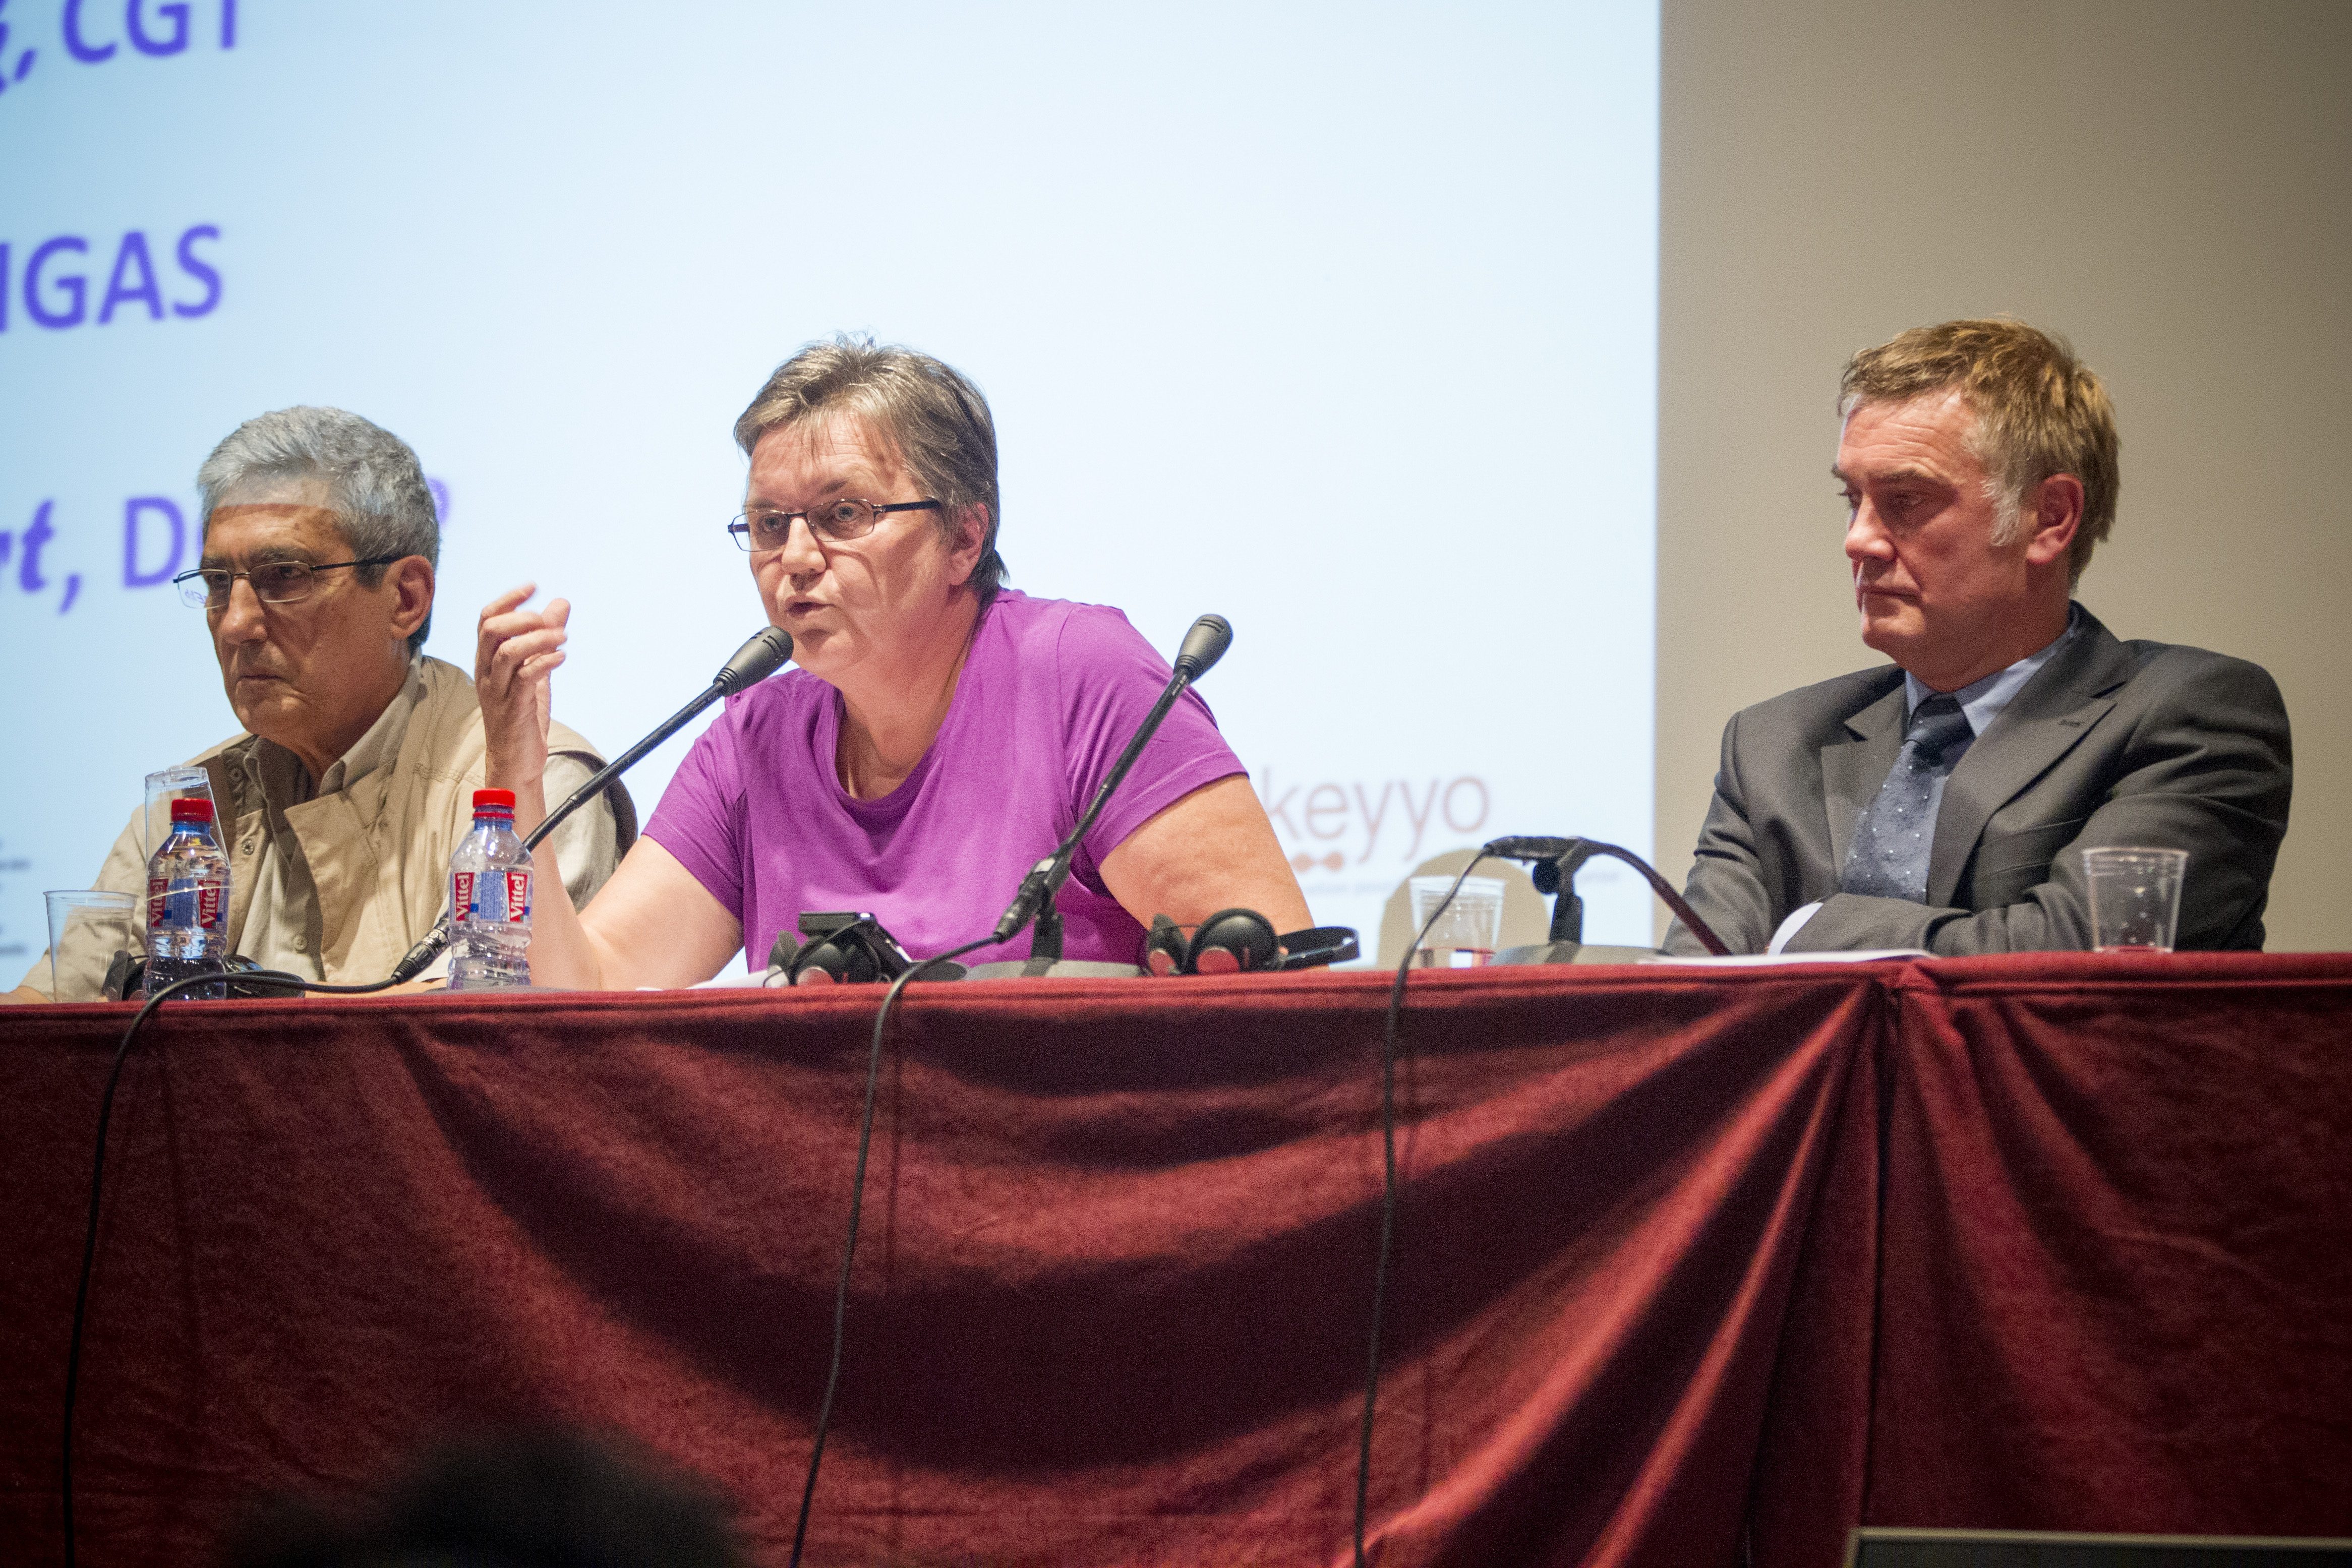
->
[1667,319,2291,955]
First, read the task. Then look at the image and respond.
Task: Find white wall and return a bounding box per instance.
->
[1657,0,2352,949]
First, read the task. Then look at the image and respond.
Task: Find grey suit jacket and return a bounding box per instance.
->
[1665,608,2293,955]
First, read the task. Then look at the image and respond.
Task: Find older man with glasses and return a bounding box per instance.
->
[7,406,631,1001]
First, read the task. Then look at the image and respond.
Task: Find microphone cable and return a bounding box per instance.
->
[70,920,973,1568]
[62,962,413,1568]
[786,933,999,1568]
[1354,853,1492,1568]
[65,765,651,1561]
[63,625,796,1566]
[791,617,1230,1561]
[1347,836,1726,1564]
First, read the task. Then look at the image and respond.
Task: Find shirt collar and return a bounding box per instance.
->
[319,655,426,795]
[246,655,426,804]
[1905,602,2082,739]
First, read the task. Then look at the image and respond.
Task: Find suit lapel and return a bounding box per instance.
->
[1820,678,1908,879]
[1926,614,2136,906]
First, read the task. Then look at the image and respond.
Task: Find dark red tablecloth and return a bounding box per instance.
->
[2,955,2346,1567]
[1866,957,2352,1537]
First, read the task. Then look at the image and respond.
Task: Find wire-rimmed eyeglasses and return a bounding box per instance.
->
[728,498,940,553]
[171,556,404,610]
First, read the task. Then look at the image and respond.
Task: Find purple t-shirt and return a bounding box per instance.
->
[643,591,1247,970]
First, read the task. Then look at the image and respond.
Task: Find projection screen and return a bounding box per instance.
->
[0,1,1659,971]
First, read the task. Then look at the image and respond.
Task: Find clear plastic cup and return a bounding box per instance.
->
[2084,847,2188,952]
[145,766,218,860]
[1408,875,1504,968]
[45,889,140,1001]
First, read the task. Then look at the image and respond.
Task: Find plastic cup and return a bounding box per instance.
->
[1408,875,1504,969]
[45,890,140,1001]
[2084,847,2187,952]
[145,766,216,860]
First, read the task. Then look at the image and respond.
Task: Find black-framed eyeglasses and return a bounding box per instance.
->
[727,498,940,553]
[172,555,404,610]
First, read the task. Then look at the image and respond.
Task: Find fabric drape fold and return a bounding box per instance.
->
[4,954,2345,1567]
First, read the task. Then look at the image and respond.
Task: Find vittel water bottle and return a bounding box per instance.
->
[146,797,231,1000]
[447,788,532,990]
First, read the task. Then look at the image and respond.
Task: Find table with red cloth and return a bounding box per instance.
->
[3,954,2347,1566]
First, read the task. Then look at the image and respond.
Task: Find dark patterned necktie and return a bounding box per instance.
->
[1841,694,1974,902]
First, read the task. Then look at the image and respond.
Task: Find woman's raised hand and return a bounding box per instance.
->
[475,584,571,794]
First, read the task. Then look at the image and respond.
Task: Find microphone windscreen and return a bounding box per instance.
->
[1172,614,1232,680]
[716,627,794,693]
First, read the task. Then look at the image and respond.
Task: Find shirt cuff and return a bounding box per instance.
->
[1767,900,1824,955]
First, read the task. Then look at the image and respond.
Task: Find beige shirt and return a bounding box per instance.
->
[21,656,626,998]
[231,659,616,982]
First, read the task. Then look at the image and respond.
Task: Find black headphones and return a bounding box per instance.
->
[785,929,881,986]
[1142,910,1280,975]
[773,913,931,986]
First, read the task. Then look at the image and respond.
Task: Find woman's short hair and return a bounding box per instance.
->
[734,335,1008,600]
[196,405,441,652]
[1840,318,2120,583]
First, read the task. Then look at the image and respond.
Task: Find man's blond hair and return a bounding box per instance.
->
[1841,318,2119,582]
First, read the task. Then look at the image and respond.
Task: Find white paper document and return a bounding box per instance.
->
[1639,949,1931,966]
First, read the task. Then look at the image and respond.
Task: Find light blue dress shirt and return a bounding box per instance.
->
[1763,606,2083,954]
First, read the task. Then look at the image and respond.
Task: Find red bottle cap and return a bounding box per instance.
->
[473,789,517,811]
[169,798,214,824]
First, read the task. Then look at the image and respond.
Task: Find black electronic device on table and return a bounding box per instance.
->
[1847,1528,2352,1567]
[783,911,968,986]
[105,951,313,1001]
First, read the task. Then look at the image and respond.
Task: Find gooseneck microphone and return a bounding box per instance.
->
[989,613,1231,958]
[1481,834,1732,956]
[385,626,794,983]
[553,626,794,838]
[787,612,1234,1563]
[1170,612,1232,681]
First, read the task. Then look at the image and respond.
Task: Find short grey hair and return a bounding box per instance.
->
[734,335,1007,601]
[196,406,441,652]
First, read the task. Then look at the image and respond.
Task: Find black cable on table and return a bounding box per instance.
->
[62,962,410,1568]
[786,935,998,1568]
[70,864,1505,1568]
[1355,855,1489,1568]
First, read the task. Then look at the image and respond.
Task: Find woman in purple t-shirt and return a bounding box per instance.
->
[472,337,1310,986]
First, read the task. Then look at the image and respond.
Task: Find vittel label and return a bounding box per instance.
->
[150,872,223,929]
[454,869,530,924]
